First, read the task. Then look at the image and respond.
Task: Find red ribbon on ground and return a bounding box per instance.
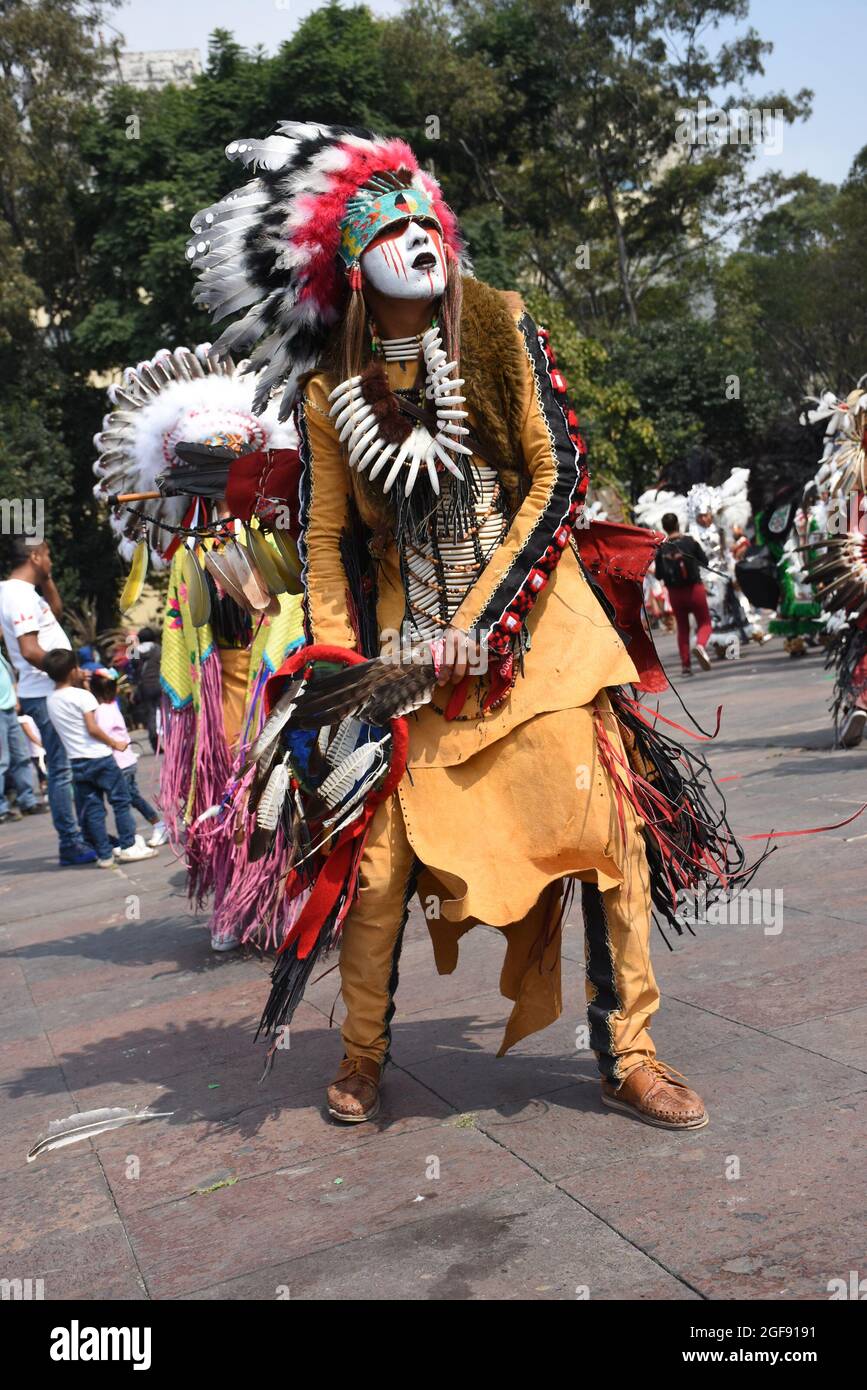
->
[744,803,867,840]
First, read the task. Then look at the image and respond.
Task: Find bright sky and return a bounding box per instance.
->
[109,0,864,185]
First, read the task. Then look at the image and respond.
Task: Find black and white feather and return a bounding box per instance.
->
[186,121,470,421]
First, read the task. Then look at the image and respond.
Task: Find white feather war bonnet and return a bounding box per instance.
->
[92,345,295,570]
[184,121,471,422]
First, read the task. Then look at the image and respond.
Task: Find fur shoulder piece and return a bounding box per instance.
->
[499,289,526,322]
[460,277,528,475]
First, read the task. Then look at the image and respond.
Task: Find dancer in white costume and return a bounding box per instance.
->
[635,472,769,658]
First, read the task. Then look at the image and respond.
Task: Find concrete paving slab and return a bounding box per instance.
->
[178,1180,699,1301]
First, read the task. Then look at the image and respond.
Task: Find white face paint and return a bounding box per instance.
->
[361,220,447,301]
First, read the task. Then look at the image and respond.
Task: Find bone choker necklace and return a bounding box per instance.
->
[380,335,423,362]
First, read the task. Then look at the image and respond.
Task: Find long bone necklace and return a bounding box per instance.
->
[327,325,470,498]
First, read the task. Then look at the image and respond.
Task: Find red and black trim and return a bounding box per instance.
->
[469,316,589,657]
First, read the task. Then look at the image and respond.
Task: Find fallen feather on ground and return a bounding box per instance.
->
[27,1107,174,1162]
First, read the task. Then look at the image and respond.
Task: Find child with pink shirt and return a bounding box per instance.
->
[91,674,168,847]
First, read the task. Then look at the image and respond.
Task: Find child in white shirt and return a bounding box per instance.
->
[90,673,168,848]
[17,712,47,786]
[43,650,156,867]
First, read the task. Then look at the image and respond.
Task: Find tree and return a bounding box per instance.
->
[389,0,811,331]
[0,4,122,605]
[607,316,779,491]
[525,291,661,497]
[0,0,120,358]
[717,155,867,405]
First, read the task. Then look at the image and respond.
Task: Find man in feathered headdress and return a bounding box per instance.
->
[185,122,751,1128]
[93,345,305,949]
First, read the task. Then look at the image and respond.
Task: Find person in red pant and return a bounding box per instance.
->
[655,513,712,676]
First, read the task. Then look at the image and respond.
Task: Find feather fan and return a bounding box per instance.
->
[285,653,436,730]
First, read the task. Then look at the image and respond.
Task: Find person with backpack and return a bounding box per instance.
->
[655,513,713,675]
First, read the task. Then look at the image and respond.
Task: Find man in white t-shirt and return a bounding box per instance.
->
[0,538,95,864]
[43,649,156,867]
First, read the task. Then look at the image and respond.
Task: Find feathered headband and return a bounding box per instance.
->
[820,387,867,497]
[186,122,469,420]
[686,483,721,524]
[92,345,295,568]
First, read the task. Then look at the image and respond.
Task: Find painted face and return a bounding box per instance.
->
[361,219,447,300]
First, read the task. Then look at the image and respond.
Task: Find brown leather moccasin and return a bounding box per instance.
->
[326,1056,383,1124]
[601,1059,708,1130]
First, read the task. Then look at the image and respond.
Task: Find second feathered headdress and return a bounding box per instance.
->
[92,345,295,567]
[186,122,469,420]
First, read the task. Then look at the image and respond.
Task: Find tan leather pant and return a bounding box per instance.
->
[338,793,659,1080]
[580,792,660,1083]
[218,646,250,752]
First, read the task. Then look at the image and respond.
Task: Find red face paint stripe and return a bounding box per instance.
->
[430,229,446,283]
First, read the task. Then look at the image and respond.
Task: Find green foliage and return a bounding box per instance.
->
[524,292,661,495]
[607,317,779,478]
[394,0,812,330]
[716,157,867,405]
[0,1,122,616]
[266,4,394,126]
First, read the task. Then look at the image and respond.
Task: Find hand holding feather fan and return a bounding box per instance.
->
[242,645,438,866]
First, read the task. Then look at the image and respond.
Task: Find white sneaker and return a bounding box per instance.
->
[210,931,241,953]
[97,857,115,869]
[114,835,145,856]
[148,822,169,847]
[838,707,867,749]
[116,840,158,863]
